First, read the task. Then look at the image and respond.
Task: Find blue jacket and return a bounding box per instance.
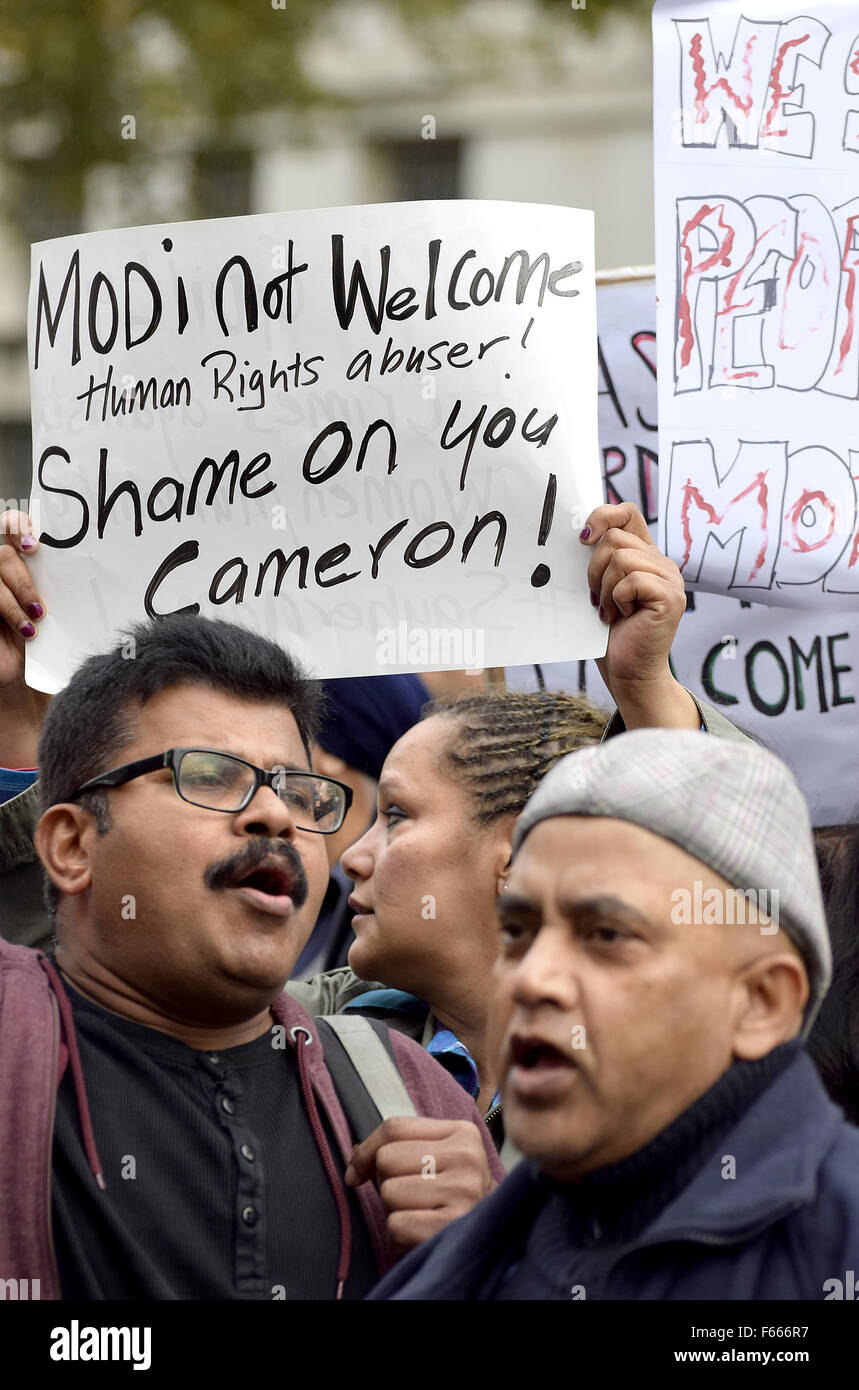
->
[369,1051,859,1300]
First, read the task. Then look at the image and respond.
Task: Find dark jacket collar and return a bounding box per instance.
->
[641,1050,843,1246]
[373,1048,844,1299]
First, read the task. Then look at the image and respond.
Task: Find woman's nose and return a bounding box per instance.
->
[340,823,375,880]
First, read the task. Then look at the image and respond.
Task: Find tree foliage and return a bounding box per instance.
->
[0,0,649,228]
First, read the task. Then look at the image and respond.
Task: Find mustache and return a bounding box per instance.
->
[204,838,308,908]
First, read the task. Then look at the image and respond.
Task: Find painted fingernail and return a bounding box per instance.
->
[27,602,44,619]
[598,606,606,622]
[20,621,36,638]
[20,535,36,551]
[579,526,591,541]
[589,590,599,606]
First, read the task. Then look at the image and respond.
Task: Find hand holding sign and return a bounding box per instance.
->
[581,500,699,731]
[0,510,51,767]
[0,512,44,685]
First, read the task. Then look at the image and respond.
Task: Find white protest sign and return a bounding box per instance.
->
[508,277,859,826]
[25,200,606,692]
[654,0,859,609]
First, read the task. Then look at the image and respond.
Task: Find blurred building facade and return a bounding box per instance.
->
[0,1,653,501]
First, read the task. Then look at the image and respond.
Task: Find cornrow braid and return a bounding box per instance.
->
[421,689,609,826]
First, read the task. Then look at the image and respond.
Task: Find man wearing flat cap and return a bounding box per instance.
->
[371,729,859,1300]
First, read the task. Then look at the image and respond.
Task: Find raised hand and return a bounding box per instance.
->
[0,510,50,766]
[579,502,700,731]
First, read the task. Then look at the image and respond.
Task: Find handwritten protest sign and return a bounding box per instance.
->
[654,0,859,609]
[508,276,859,826]
[25,200,605,692]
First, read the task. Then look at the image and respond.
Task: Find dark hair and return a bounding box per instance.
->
[807,821,859,1124]
[38,613,320,916]
[421,689,609,826]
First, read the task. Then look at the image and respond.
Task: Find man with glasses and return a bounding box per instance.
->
[0,613,503,1300]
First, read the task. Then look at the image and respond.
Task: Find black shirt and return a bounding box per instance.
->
[51,975,379,1299]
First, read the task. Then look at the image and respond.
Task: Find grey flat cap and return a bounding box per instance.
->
[512,729,831,1030]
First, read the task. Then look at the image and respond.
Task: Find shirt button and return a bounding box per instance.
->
[241,1205,258,1227]
[240,1143,256,1162]
[209,1055,220,1065]
[220,1096,235,1115]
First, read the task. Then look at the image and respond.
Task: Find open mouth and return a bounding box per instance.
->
[237,865,294,898]
[228,861,296,917]
[206,842,307,917]
[508,1034,579,1102]
[511,1036,573,1071]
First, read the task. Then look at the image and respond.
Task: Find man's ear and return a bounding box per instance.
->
[731,952,809,1060]
[34,805,97,901]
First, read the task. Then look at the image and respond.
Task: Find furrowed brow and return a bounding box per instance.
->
[560,895,657,932]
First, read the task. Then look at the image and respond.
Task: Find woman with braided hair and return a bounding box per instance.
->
[292,689,610,1161]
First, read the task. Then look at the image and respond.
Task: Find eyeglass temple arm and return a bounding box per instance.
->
[76,752,170,794]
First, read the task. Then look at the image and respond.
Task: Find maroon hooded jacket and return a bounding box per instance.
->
[0,939,504,1299]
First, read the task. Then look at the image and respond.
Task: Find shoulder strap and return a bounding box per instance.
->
[315,1014,417,1144]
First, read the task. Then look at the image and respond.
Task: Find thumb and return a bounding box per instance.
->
[344,1121,392,1187]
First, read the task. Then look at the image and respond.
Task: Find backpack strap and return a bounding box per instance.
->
[315,1014,417,1144]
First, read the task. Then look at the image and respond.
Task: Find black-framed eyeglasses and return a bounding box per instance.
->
[69,747,353,834]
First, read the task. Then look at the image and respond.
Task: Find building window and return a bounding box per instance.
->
[378,138,462,201]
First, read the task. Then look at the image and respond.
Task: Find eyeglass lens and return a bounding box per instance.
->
[177,751,343,830]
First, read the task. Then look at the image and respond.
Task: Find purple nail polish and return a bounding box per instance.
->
[27,602,43,619]
[590,590,599,607]
[598,606,606,622]
[20,535,35,551]
[579,526,591,542]
[20,621,35,638]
